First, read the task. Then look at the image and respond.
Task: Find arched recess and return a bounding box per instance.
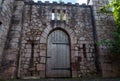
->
[46,29,71,77]
[40,26,76,44]
[40,26,76,78]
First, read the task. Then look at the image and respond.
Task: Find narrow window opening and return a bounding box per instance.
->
[29,41,34,76]
[57,9,61,20]
[51,9,67,23]
[62,10,66,21]
[0,21,2,25]
[0,20,2,25]
[83,44,87,58]
[52,9,55,20]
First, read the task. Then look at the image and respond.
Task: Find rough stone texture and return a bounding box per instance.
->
[92,0,116,77]
[0,0,14,63]
[0,0,117,79]
[0,0,15,78]
[4,78,120,81]
[18,2,97,78]
[0,0,31,79]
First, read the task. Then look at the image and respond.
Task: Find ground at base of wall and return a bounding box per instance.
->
[1,78,120,81]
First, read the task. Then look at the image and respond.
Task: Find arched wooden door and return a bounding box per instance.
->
[46,30,71,77]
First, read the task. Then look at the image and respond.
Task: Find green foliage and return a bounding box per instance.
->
[99,0,120,66]
[100,0,120,25]
[109,0,120,56]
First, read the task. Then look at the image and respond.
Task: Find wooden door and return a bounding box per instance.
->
[46,30,71,77]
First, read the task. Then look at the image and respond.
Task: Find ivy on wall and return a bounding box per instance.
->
[99,0,120,74]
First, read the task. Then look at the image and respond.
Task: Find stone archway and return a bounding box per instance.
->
[39,26,76,78]
[40,26,76,44]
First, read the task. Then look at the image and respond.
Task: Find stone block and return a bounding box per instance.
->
[41,32,48,39]
[34,53,39,57]
[40,50,46,56]
[40,44,46,50]
[39,71,45,78]
[25,52,31,57]
[40,37,46,43]
[72,71,77,77]
[37,64,45,71]
[40,57,46,63]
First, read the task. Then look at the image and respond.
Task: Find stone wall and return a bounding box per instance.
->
[0,0,118,79]
[0,0,25,79]
[0,0,15,68]
[92,0,116,77]
[17,1,97,78]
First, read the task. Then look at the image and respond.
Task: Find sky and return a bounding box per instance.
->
[33,0,87,4]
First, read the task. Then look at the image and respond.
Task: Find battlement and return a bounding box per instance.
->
[25,1,88,6]
[0,0,117,79]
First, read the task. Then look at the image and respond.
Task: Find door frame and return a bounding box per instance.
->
[45,28,72,78]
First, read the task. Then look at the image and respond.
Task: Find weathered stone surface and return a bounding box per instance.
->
[37,64,45,71]
[0,0,116,79]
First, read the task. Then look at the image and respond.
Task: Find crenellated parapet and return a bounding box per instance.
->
[0,0,118,79]
[25,0,87,6]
